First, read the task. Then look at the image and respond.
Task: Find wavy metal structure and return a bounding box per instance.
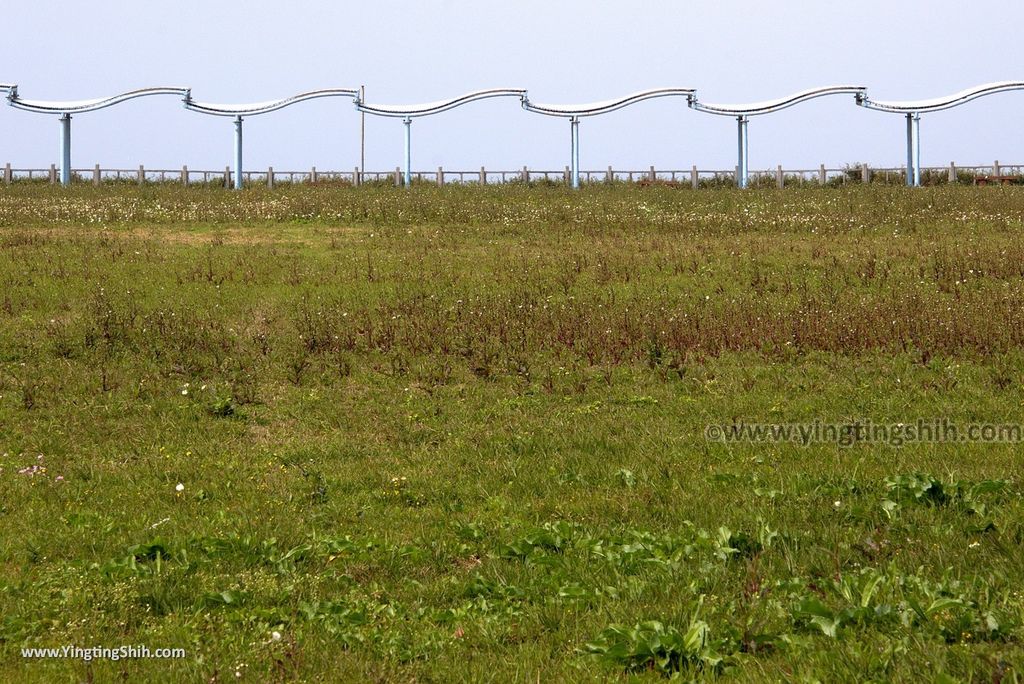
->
[5,86,189,186]
[857,82,1024,187]
[183,88,358,117]
[689,86,866,188]
[3,80,1023,190]
[521,87,694,118]
[356,89,527,187]
[7,86,189,114]
[521,88,695,188]
[857,81,1024,114]
[355,87,526,118]
[184,88,358,189]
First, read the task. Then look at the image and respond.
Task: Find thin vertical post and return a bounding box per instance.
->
[776,164,784,189]
[93,164,101,186]
[4,162,11,185]
[736,115,748,189]
[913,115,921,186]
[570,116,580,189]
[862,164,871,184]
[360,85,365,184]
[138,165,145,186]
[233,116,243,190]
[182,165,189,185]
[949,162,956,183]
[691,165,698,189]
[437,166,444,186]
[403,117,412,187]
[480,166,486,184]
[311,166,317,184]
[268,166,274,189]
[607,165,613,183]
[994,159,1001,176]
[819,164,826,185]
[59,113,72,186]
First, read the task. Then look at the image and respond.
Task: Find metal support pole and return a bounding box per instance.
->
[570,116,580,189]
[736,115,749,189]
[360,85,365,183]
[403,117,412,188]
[913,115,921,187]
[59,113,72,187]
[234,116,244,190]
[905,113,920,187]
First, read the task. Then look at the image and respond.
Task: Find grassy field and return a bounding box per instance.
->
[1,183,1024,682]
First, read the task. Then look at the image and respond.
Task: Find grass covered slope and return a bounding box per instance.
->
[1,184,1023,681]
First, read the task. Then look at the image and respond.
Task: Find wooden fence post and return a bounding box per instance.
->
[3,162,11,185]
[311,166,318,184]
[606,165,613,183]
[93,164,101,186]
[437,166,444,186]
[948,162,956,183]
[354,167,360,187]
[394,167,401,186]
[521,166,528,183]
[691,165,698,189]
[182,165,189,185]
[49,164,57,184]
[138,165,145,185]
[225,166,231,189]
[994,160,1001,176]
[776,165,784,189]
[862,164,871,184]
[649,165,656,182]
[818,164,827,185]
[478,166,485,184]
[564,166,570,184]
[267,166,274,189]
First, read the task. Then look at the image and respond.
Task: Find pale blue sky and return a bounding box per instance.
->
[3,1,1022,173]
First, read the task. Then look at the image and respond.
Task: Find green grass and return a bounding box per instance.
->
[1,183,1024,682]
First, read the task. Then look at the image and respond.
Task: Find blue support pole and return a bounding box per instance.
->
[913,114,921,187]
[59,113,72,187]
[234,116,243,190]
[570,116,580,189]
[905,112,922,187]
[403,117,412,187]
[736,115,749,189]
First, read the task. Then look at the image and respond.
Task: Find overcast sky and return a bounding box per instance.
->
[3,1,1022,174]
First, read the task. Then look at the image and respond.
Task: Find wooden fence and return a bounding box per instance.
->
[2,161,1022,188]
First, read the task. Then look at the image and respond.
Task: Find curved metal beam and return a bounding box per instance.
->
[689,85,865,117]
[355,88,527,118]
[7,86,189,113]
[521,88,694,118]
[857,81,1024,114]
[184,88,358,117]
